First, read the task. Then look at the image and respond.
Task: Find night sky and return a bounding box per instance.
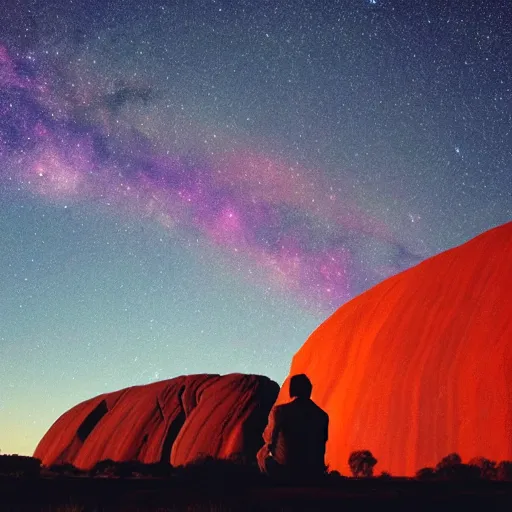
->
[1,0,511,456]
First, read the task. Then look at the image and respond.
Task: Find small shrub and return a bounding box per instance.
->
[0,454,41,478]
[176,456,265,487]
[140,461,173,478]
[90,459,118,477]
[87,459,173,478]
[348,450,377,478]
[48,462,84,476]
[468,456,496,480]
[416,467,435,481]
[436,463,481,481]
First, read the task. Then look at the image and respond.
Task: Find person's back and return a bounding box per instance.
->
[271,397,328,475]
[257,374,329,482]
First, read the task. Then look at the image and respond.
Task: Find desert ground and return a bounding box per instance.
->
[2,472,512,512]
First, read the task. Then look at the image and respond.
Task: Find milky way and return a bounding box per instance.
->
[0,43,419,311]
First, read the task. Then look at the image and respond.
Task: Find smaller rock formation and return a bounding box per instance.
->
[34,373,279,469]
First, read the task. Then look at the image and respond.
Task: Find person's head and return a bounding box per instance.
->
[289,374,312,399]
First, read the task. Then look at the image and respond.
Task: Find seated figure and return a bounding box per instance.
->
[257,374,329,483]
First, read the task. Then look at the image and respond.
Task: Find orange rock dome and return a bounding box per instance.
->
[277,222,512,476]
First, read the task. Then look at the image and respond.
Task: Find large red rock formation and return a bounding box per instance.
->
[34,373,279,469]
[275,222,512,476]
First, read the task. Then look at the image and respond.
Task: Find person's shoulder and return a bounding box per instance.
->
[312,401,329,418]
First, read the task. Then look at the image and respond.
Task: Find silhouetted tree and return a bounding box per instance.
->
[435,452,461,479]
[496,461,512,481]
[348,450,377,478]
[435,452,462,472]
[468,457,496,480]
[434,454,481,481]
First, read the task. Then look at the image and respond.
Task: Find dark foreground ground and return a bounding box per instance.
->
[2,475,512,512]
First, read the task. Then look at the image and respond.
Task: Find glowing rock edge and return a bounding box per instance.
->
[276,221,512,476]
[34,374,279,469]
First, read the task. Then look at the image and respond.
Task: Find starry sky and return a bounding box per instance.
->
[1,0,511,456]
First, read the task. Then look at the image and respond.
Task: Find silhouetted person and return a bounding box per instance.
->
[257,374,329,483]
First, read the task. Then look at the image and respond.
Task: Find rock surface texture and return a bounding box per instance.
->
[276,222,512,476]
[34,373,279,469]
